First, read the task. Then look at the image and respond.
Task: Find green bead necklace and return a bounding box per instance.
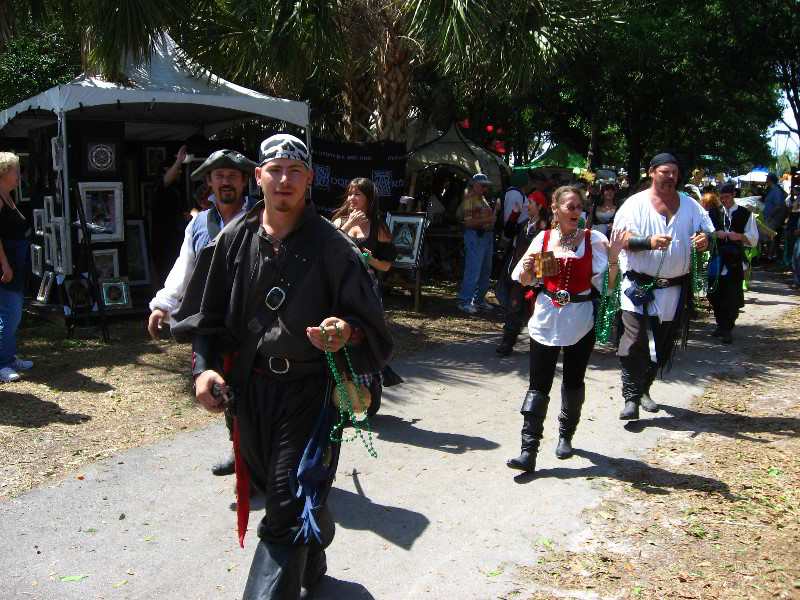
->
[594,264,622,344]
[691,236,719,297]
[322,323,377,458]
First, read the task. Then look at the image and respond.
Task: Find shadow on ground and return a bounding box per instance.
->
[373,414,500,453]
[514,448,737,500]
[0,392,91,427]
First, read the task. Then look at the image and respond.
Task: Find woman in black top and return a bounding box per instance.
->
[331,178,402,416]
[0,152,32,383]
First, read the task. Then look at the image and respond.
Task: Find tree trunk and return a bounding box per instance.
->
[342,66,376,142]
[0,0,13,51]
[376,19,412,142]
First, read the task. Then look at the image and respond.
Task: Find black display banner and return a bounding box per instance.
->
[310,138,408,216]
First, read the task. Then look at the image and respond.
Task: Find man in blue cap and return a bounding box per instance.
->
[172,134,393,600]
[613,153,713,420]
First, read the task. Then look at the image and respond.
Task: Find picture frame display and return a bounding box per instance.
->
[30,244,43,277]
[33,209,45,235]
[385,212,427,268]
[51,137,63,171]
[85,140,120,176]
[63,275,95,314]
[43,231,53,265]
[124,219,150,285]
[145,147,166,177]
[43,195,54,226]
[36,271,55,303]
[78,181,125,242]
[50,216,69,275]
[92,249,120,280]
[100,278,132,309]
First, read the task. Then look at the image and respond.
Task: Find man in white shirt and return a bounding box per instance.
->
[147,149,258,475]
[707,182,758,343]
[502,181,533,232]
[613,153,713,420]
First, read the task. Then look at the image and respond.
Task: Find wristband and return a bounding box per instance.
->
[627,235,651,251]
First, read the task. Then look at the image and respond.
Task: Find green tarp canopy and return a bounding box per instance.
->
[510,146,585,187]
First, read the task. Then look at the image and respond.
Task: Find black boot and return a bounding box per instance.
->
[640,362,659,413]
[496,339,514,356]
[242,541,308,600]
[299,549,327,600]
[556,385,584,458]
[211,452,235,476]
[619,357,643,420]
[507,390,549,473]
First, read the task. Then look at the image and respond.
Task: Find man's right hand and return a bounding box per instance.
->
[649,234,672,250]
[148,308,168,340]
[194,370,227,414]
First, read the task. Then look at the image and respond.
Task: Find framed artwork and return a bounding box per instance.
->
[30,244,43,277]
[15,152,30,202]
[50,216,69,275]
[145,147,166,177]
[124,219,150,285]
[44,232,53,265]
[78,181,124,242]
[62,275,95,314]
[385,212,428,268]
[92,248,120,279]
[51,137,63,171]
[36,271,55,303]
[84,140,120,176]
[100,278,132,309]
[43,195,54,225]
[33,209,45,235]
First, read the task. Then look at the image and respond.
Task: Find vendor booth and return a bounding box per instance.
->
[0,35,309,324]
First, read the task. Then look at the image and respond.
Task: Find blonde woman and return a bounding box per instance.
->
[0,152,32,382]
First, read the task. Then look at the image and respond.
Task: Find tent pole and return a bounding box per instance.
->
[59,111,72,275]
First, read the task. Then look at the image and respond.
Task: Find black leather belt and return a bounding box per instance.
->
[541,289,592,305]
[252,355,326,376]
[625,271,683,289]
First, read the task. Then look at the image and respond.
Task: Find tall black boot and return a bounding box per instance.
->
[242,541,308,600]
[619,357,644,420]
[507,390,549,473]
[299,548,327,600]
[640,361,660,413]
[556,385,585,458]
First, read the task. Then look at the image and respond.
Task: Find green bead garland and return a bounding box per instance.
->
[595,265,622,344]
[322,323,377,458]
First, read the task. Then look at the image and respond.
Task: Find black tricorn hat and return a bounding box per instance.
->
[191,149,258,181]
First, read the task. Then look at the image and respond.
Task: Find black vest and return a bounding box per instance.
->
[709,205,750,274]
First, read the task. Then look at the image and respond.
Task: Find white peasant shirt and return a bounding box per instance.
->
[512,228,610,347]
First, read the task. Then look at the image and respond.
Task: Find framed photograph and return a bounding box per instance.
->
[51,137,63,171]
[50,216,69,275]
[62,275,95,314]
[44,232,53,265]
[43,195,54,225]
[100,278,132,309]
[92,248,119,279]
[30,244,43,277]
[36,271,55,303]
[85,140,120,176]
[15,152,30,202]
[385,212,428,268]
[124,219,150,285]
[33,209,45,235]
[78,181,124,242]
[145,147,166,177]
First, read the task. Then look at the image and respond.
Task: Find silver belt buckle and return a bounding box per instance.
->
[268,357,290,374]
[655,278,669,288]
[555,290,571,305]
[265,286,286,310]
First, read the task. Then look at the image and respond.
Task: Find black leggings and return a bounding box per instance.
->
[529,328,596,394]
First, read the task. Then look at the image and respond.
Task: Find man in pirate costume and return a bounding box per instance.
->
[614,153,713,420]
[172,134,393,599]
[707,182,758,344]
[148,149,259,476]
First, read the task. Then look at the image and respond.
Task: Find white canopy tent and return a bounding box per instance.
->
[406,122,511,190]
[0,34,309,140]
[734,168,769,184]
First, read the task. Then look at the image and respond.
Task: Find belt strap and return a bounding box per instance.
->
[252,355,327,377]
[626,271,683,288]
[541,288,592,304]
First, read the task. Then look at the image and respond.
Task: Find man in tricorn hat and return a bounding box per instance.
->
[613,153,714,420]
[706,182,758,343]
[172,134,393,599]
[148,149,258,475]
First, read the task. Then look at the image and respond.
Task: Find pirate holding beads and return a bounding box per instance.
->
[172,134,393,600]
[612,153,713,421]
[506,185,626,473]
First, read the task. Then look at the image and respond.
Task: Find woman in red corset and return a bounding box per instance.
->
[506,185,625,473]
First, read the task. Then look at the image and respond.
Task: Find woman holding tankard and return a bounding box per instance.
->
[507,185,625,473]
